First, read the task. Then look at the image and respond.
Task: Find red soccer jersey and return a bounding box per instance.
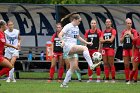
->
[84,29,102,38]
[101,28,116,38]
[51,33,57,42]
[0,31,6,55]
[133,36,140,49]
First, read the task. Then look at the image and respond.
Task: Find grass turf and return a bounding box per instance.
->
[0,79,140,93]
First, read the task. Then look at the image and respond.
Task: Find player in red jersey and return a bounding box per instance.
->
[126,32,140,84]
[120,18,138,83]
[47,23,64,83]
[84,19,102,83]
[0,20,18,83]
[100,19,116,83]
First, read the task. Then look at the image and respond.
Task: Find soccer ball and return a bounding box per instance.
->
[92,52,102,61]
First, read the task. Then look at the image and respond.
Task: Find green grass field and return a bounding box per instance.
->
[0,79,140,93]
[0,72,140,93]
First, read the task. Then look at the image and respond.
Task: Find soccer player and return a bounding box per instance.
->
[100,19,116,83]
[47,23,64,83]
[127,32,140,84]
[84,19,102,83]
[120,18,138,83]
[58,13,102,87]
[2,20,20,82]
[0,20,18,83]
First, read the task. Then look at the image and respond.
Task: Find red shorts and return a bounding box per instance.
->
[102,48,115,56]
[123,49,132,57]
[53,52,63,59]
[89,49,98,57]
[0,55,4,63]
[133,49,140,63]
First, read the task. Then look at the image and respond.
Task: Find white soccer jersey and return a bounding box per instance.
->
[62,23,79,45]
[4,29,19,52]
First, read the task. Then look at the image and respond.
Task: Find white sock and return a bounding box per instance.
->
[9,68,14,80]
[83,50,94,67]
[63,69,73,85]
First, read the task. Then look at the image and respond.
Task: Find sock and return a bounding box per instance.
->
[9,68,14,80]
[75,70,81,80]
[63,69,73,85]
[83,50,93,67]
[0,68,10,77]
[88,66,93,79]
[96,67,101,76]
[134,69,138,81]
[104,66,109,80]
[130,70,136,81]
[111,66,116,80]
[49,67,55,79]
[58,67,64,79]
[124,68,130,81]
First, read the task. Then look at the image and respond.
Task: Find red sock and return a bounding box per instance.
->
[96,67,101,76]
[130,70,136,81]
[133,69,138,81]
[111,66,116,79]
[104,66,109,79]
[49,67,55,79]
[58,67,64,79]
[0,67,10,77]
[124,68,130,81]
[88,66,93,79]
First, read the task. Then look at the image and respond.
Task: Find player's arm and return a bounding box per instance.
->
[120,31,126,44]
[106,29,116,43]
[5,43,18,50]
[18,32,21,49]
[58,30,64,47]
[100,32,107,43]
[77,35,92,45]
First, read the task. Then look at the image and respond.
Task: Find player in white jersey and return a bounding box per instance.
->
[58,13,102,88]
[4,20,21,82]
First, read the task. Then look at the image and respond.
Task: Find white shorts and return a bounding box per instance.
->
[63,43,78,59]
[4,49,19,59]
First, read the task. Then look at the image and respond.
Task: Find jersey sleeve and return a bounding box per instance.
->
[133,29,138,39]
[51,33,56,42]
[97,29,102,38]
[112,29,116,36]
[62,24,69,33]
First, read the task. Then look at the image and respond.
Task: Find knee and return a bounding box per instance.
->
[83,46,88,51]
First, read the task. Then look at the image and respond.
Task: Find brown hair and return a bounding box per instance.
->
[61,12,81,22]
[0,20,6,28]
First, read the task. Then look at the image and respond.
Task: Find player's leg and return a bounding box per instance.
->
[48,55,57,82]
[0,58,14,82]
[74,54,81,82]
[127,61,139,84]
[123,49,130,82]
[69,45,102,70]
[108,48,116,83]
[60,57,77,88]
[58,54,64,82]
[102,49,109,82]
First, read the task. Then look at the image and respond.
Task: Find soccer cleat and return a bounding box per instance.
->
[60,84,68,88]
[12,78,16,83]
[104,80,109,83]
[96,79,101,83]
[111,80,115,83]
[87,79,92,83]
[6,77,11,83]
[90,61,102,70]
[126,81,131,84]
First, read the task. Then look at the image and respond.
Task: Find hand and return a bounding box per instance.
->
[17,43,21,50]
[87,42,93,46]
[60,41,65,48]
[131,56,134,62]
